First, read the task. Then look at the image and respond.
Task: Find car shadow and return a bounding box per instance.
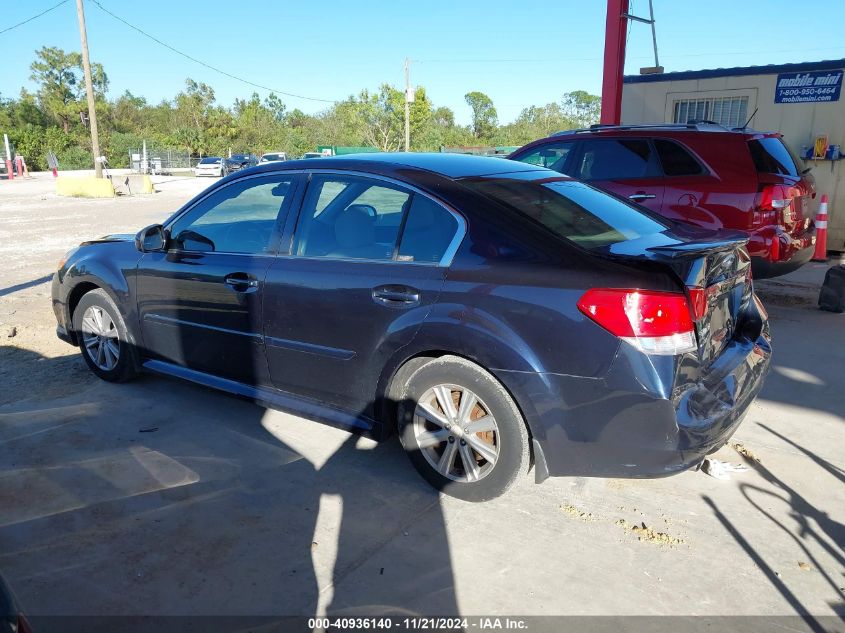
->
[703,422,845,627]
[0,343,460,629]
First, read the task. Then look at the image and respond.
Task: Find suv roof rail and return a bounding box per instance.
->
[551,121,731,136]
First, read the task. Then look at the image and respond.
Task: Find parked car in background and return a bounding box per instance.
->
[194,156,224,177]
[509,123,817,278]
[259,152,287,164]
[51,153,770,501]
[301,152,327,159]
[224,153,259,174]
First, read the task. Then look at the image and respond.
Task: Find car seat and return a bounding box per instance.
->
[328,205,390,260]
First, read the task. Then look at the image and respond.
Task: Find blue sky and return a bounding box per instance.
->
[2,0,845,125]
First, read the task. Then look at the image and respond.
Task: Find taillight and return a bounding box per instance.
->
[757,184,798,226]
[577,289,697,356]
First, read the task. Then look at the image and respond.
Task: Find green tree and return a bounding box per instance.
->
[561,90,601,128]
[357,85,404,151]
[29,46,107,133]
[464,91,498,140]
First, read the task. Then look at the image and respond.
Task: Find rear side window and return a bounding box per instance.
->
[748,137,799,177]
[575,139,656,180]
[398,196,459,263]
[654,139,704,176]
[511,142,574,174]
[464,178,667,250]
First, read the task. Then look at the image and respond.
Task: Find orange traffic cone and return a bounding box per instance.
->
[812,194,829,262]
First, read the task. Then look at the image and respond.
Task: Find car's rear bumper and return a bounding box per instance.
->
[748,224,815,278]
[495,326,771,479]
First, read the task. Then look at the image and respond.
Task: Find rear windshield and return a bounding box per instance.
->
[464,178,668,250]
[748,137,800,177]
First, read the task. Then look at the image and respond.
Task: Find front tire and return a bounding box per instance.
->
[397,356,530,502]
[73,288,139,383]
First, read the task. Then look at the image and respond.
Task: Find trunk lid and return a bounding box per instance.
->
[598,225,753,364]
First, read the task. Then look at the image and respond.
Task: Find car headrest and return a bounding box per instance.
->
[335,205,375,249]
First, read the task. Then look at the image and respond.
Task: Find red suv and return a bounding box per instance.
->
[509,123,816,278]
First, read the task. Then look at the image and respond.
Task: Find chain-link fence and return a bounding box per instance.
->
[128,147,193,174]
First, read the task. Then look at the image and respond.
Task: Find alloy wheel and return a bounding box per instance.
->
[413,384,500,483]
[80,305,120,371]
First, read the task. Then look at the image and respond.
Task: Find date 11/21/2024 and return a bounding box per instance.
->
[309,617,529,631]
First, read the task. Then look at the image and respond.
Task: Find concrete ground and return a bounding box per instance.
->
[1,172,843,624]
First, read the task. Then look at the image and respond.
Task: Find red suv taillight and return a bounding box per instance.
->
[577,289,698,355]
[756,184,798,226]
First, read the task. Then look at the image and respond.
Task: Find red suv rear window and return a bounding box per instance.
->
[748,137,800,177]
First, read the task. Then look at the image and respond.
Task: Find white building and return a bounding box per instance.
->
[622,59,844,250]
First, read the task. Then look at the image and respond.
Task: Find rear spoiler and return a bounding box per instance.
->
[645,235,749,260]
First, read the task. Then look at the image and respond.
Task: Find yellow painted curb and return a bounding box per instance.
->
[56,176,115,198]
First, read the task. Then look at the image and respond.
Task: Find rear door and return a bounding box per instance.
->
[653,137,725,229]
[262,172,463,416]
[571,138,665,214]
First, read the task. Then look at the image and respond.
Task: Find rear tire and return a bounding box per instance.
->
[396,355,530,502]
[72,288,139,383]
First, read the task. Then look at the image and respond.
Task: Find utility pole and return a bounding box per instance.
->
[76,0,102,178]
[404,58,414,152]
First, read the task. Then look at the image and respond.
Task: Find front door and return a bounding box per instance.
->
[136,173,300,385]
[572,138,665,214]
[263,173,463,417]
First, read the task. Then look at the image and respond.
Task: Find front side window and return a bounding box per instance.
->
[512,142,574,174]
[295,176,410,260]
[574,139,656,180]
[169,176,295,254]
[464,177,667,250]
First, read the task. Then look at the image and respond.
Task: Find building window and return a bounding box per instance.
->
[672,96,749,128]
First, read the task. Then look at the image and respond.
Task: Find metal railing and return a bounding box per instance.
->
[128,147,193,174]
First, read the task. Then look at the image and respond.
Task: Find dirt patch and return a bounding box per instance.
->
[560,504,597,522]
[615,519,685,547]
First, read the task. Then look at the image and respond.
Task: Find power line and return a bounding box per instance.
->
[89,0,337,104]
[0,0,70,36]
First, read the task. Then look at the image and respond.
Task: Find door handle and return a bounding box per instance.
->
[224,274,259,292]
[372,285,420,307]
[628,193,656,201]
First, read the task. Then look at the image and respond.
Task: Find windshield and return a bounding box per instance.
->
[262,154,281,161]
[464,178,668,250]
[199,157,220,164]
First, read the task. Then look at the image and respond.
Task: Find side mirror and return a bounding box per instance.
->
[135,224,167,252]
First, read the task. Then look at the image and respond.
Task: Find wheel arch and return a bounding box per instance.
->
[63,261,140,354]
[63,281,101,344]
[375,345,540,456]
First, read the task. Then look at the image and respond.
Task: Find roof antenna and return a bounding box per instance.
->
[738,107,758,130]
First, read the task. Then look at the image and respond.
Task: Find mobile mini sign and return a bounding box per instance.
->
[774,70,843,104]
